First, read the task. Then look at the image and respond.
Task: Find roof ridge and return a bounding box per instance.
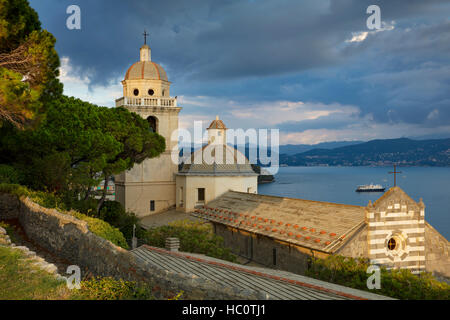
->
[228,190,365,209]
[372,186,418,207]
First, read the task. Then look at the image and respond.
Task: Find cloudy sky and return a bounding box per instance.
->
[29,0,450,145]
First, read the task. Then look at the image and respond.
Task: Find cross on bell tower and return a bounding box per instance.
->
[140,30,151,62]
[389,164,402,187]
[143,30,149,45]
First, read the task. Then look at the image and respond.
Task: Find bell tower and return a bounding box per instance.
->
[114,34,181,217]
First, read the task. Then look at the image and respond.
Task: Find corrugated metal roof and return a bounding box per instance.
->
[191,191,366,253]
[131,245,390,300]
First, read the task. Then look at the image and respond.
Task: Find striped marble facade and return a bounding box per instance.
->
[366,187,426,274]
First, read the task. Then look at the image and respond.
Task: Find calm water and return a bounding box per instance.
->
[258,167,450,239]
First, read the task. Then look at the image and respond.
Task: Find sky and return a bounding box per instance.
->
[29,0,450,145]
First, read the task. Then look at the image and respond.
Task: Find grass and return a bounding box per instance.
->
[0,244,156,300]
[0,221,155,300]
[0,245,69,300]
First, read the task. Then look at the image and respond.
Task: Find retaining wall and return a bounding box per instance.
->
[0,193,265,299]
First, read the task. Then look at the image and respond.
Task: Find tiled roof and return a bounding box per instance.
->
[208,119,227,129]
[191,191,366,252]
[178,144,257,176]
[132,245,390,300]
[125,61,168,81]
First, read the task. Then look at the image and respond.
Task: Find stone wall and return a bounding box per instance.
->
[0,193,264,300]
[336,225,369,258]
[214,223,327,275]
[425,222,450,279]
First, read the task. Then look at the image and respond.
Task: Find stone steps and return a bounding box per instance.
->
[0,227,63,277]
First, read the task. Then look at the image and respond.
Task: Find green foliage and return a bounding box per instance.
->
[0,68,39,123]
[95,106,166,212]
[70,197,98,216]
[69,210,128,249]
[0,0,62,126]
[0,182,29,197]
[1,96,166,204]
[70,277,153,300]
[144,219,237,263]
[0,164,21,183]
[98,201,144,239]
[306,254,450,300]
[0,0,41,52]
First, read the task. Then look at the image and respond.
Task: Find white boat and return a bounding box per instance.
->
[355,184,385,192]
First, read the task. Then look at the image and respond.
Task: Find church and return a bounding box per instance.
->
[114,39,258,216]
[115,40,449,279]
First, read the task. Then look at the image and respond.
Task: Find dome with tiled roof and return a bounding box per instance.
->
[179,144,256,176]
[207,118,227,129]
[179,116,256,176]
[125,61,168,81]
[124,44,168,81]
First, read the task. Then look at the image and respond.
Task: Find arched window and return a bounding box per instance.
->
[147,116,158,133]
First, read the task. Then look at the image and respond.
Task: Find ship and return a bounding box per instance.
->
[355,184,385,192]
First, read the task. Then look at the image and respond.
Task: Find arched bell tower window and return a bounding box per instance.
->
[148,89,154,96]
[147,116,158,133]
[133,89,139,96]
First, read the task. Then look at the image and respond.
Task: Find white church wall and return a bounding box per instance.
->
[176,175,258,213]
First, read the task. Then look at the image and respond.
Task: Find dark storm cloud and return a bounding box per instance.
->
[29,0,450,134]
[30,0,448,83]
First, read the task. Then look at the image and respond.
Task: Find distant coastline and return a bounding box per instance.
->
[279,138,450,167]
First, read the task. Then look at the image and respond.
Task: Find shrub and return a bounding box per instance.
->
[28,190,68,211]
[68,197,98,216]
[0,183,30,197]
[306,254,450,300]
[70,277,153,300]
[0,164,21,184]
[98,201,144,239]
[68,211,128,249]
[144,219,237,263]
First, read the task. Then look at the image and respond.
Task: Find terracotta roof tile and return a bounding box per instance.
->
[191,191,366,253]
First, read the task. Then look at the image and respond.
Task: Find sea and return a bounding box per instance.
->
[258,166,450,239]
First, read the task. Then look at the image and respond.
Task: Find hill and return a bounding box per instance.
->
[279,141,364,155]
[280,138,450,166]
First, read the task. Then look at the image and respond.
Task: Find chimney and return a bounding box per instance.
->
[165,237,180,252]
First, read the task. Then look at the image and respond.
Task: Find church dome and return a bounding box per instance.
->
[207,118,227,129]
[124,61,168,81]
[179,144,257,176]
